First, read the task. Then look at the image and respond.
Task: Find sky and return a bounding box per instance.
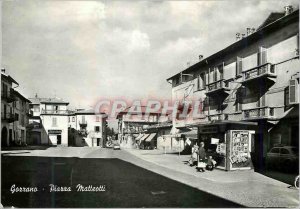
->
[2,0,299,113]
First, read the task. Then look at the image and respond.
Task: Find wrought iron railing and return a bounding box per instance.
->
[243,63,276,81]
[206,79,230,93]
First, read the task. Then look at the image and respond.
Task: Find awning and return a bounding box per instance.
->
[140,134,150,141]
[181,129,197,138]
[135,134,144,141]
[145,133,157,142]
[186,120,257,127]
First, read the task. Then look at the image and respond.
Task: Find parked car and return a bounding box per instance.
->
[266,146,299,172]
[113,144,121,150]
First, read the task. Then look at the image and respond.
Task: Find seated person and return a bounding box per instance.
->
[206,156,216,171]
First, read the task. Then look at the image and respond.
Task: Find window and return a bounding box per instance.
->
[289,79,298,104]
[72,117,75,122]
[258,46,267,66]
[200,72,206,89]
[96,116,100,122]
[236,57,243,76]
[33,105,39,112]
[280,148,289,155]
[68,117,70,123]
[270,148,279,153]
[95,126,100,132]
[52,117,57,127]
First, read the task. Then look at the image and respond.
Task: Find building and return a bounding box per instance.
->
[1,70,31,147]
[13,90,32,145]
[28,95,69,146]
[117,106,169,149]
[68,109,107,147]
[1,70,19,146]
[166,7,299,171]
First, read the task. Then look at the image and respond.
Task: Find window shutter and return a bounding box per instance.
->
[289,79,298,104]
[258,47,267,66]
[236,57,243,75]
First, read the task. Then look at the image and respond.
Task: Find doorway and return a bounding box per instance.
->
[1,127,8,147]
[57,135,62,145]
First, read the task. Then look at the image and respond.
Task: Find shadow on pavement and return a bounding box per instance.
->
[1,145,53,151]
[2,156,244,208]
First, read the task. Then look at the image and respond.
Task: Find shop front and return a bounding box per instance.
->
[195,121,257,171]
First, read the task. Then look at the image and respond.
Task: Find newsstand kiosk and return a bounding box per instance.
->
[216,130,253,171]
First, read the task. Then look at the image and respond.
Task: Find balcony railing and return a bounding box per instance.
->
[41,110,68,115]
[206,79,230,95]
[208,113,228,121]
[79,121,87,128]
[242,63,276,83]
[243,106,275,120]
[1,88,17,103]
[1,113,17,123]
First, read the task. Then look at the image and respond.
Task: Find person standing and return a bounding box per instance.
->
[197,142,206,172]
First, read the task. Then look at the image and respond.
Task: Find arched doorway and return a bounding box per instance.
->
[1,127,8,147]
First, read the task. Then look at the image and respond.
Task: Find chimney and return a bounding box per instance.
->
[236,33,241,41]
[1,68,5,73]
[199,55,204,61]
[284,5,293,15]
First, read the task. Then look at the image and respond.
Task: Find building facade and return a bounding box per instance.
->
[117,106,169,149]
[13,91,31,145]
[167,8,299,171]
[1,70,19,146]
[28,96,69,146]
[68,109,107,147]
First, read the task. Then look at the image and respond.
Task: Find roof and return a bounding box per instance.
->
[1,72,19,85]
[166,9,299,81]
[257,12,285,30]
[29,97,69,105]
[14,90,31,103]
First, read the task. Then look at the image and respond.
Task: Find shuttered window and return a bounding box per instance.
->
[289,79,297,104]
[258,47,267,66]
[236,57,243,76]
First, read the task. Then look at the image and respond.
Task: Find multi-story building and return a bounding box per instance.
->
[166,8,299,171]
[28,95,69,146]
[117,106,169,149]
[1,70,19,147]
[68,109,107,147]
[13,90,32,145]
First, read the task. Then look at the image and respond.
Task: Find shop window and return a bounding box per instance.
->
[95,126,100,132]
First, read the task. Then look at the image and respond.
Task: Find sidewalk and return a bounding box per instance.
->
[124,148,300,207]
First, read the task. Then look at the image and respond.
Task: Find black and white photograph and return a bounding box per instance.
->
[1,0,299,208]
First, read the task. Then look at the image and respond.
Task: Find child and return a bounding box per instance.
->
[206,156,216,171]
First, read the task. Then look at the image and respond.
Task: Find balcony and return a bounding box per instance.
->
[1,88,17,103]
[208,113,228,121]
[206,79,230,96]
[41,110,68,115]
[243,106,275,120]
[79,121,87,128]
[242,63,277,85]
[1,113,17,123]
